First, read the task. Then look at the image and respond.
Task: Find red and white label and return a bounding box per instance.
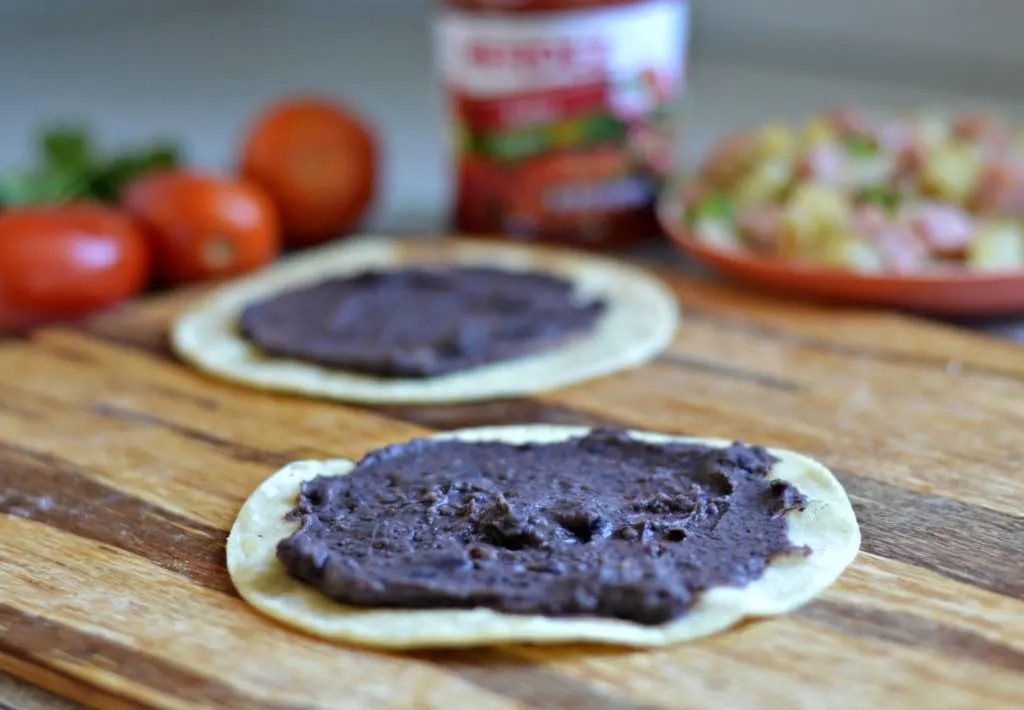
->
[438,1,689,242]
[436,0,689,106]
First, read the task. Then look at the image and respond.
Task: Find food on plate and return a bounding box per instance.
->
[239,267,606,378]
[968,221,1024,270]
[0,204,150,331]
[172,235,677,404]
[240,97,377,247]
[123,170,280,285]
[227,425,860,648]
[0,126,179,208]
[678,108,1024,273]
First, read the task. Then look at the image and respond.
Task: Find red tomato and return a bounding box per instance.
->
[240,97,377,247]
[123,171,280,284]
[0,204,151,331]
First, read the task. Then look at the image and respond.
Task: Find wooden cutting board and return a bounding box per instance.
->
[0,265,1022,710]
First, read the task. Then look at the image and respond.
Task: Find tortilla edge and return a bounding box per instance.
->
[226,425,861,649]
[171,236,680,404]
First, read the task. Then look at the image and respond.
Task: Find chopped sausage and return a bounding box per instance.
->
[703,131,760,188]
[679,179,711,210]
[907,203,974,254]
[971,161,1024,217]
[738,205,784,255]
[797,144,844,187]
[952,113,1009,149]
[853,204,887,237]
[878,121,912,153]
[895,138,928,180]
[824,106,872,137]
[875,225,928,273]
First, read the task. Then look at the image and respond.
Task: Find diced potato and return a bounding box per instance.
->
[916,114,952,148]
[846,154,894,187]
[779,185,854,260]
[758,123,796,160]
[732,160,791,207]
[779,221,883,272]
[809,233,885,273]
[968,221,1024,271]
[921,143,982,204]
[799,117,834,149]
[693,219,742,252]
[784,184,853,235]
[777,220,836,261]
[777,220,811,258]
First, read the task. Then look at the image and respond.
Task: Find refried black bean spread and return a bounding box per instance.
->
[277,428,810,625]
[238,267,606,377]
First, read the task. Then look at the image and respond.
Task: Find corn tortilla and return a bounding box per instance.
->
[172,236,678,404]
[226,425,860,649]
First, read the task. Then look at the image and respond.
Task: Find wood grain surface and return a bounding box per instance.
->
[0,265,1022,709]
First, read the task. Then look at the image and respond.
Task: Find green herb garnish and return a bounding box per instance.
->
[858,185,899,211]
[0,126,180,209]
[0,170,89,208]
[89,143,178,202]
[694,193,735,224]
[842,135,879,159]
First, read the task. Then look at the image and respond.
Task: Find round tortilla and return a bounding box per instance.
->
[172,236,678,404]
[227,425,860,649]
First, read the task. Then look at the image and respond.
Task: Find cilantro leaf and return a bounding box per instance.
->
[843,135,879,159]
[0,169,90,208]
[41,127,94,172]
[89,144,179,201]
[0,126,181,209]
[693,193,735,224]
[858,185,899,211]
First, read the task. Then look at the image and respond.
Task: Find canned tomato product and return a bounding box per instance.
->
[436,0,689,247]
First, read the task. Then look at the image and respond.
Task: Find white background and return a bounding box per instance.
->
[1,1,1023,233]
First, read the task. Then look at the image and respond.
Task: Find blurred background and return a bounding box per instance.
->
[3,0,1022,233]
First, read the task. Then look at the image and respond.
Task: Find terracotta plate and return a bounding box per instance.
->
[658,194,1024,316]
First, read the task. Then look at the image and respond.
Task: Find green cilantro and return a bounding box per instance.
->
[42,127,95,173]
[0,169,88,207]
[858,185,899,211]
[694,193,735,224]
[89,144,178,202]
[0,126,180,209]
[843,135,879,159]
